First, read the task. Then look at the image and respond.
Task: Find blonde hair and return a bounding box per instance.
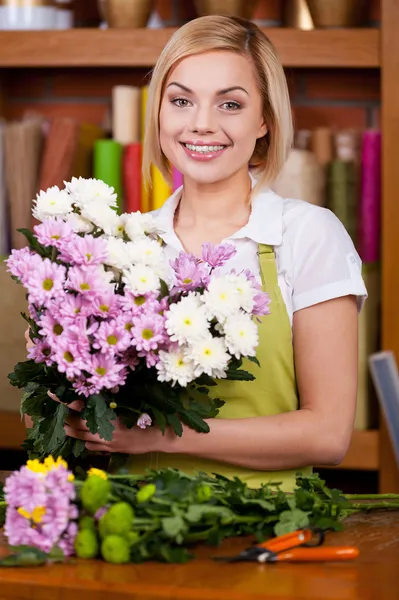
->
[142,15,293,194]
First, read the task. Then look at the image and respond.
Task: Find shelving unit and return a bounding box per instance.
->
[0,0,397,491]
[0,28,379,68]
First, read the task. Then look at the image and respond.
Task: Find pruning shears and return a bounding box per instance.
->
[214,529,360,563]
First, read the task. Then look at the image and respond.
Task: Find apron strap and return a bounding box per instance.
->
[258,243,278,290]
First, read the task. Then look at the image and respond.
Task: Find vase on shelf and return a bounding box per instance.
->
[97,0,154,29]
[194,0,258,20]
[306,0,367,28]
[0,0,56,30]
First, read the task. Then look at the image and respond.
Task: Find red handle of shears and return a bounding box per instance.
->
[258,529,313,553]
[274,546,360,562]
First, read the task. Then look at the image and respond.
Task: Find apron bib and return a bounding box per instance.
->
[128,244,312,491]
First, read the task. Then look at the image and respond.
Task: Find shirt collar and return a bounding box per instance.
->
[155,173,283,247]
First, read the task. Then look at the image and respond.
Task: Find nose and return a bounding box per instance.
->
[189,104,216,134]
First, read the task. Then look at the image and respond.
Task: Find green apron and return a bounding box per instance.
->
[129,244,312,491]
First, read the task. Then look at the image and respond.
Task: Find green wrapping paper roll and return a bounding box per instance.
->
[93,140,123,213]
[326,159,358,245]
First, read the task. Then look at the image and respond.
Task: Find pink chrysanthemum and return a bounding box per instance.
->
[119,290,158,315]
[38,313,66,344]
[120,347,140,371]
[137,413,152,429]
[5,247,43,285]
[202,242,237,269]
[170,252,209,291]
[131,313,165,353]
[67,265,112,298]
[27,339,53,366]
[27,258,66,307]
[87,354,127,390]
[92,320,131,355]
[90,291,121,319]
[61,234,108,266]
[53,292,92,322]
[33,218,74,250]
[54,335,88,378]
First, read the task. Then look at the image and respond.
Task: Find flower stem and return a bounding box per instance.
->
[346,493,399,500]
[349,501,399,510]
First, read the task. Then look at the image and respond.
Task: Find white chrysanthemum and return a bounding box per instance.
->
[127,237,165,269]
[223,313,258,359]
[64,212,94,234]
[228,273,255,313]
[64,177,118,209]
[105,238,131,270]
[122,264,161,295]
[123,211,163,241]
[95,264,117,287]
[165,295,210,345]
[80,201,123,236]
[32,186,74,221]
[185,336,230,378]
[202,276,242,321]
[156,348,196,387]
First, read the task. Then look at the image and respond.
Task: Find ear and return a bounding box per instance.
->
[256,118,267,140]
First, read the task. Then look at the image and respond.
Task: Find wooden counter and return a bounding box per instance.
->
[0,511,398,600]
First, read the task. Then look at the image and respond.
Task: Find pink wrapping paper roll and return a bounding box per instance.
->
[172,166,183,191]
[358,130,381,262]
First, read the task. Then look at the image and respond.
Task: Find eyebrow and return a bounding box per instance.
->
[166,82,249,96]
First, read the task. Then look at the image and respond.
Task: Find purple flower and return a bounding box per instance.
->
[137,413,152,429]
[119,290,158,315]
[53,292,92,322]
[38,313,66,344]
[90,291,121,319]
[87,354,128,390]
[92,320,131,355]
[120,347,140,371]
[27,258,66,307]
[54,336,87,378]
[253,291,271,316]
[94,506,108,521]
[5,247,43,285]
[72,378,99,397]
[4,467,47,512]
[58,522,78,557]
[67,265,112,297]
[139,350,160,368]
[33,218,74,250]
[202,242,237,269]
[27,339,53,366]
[170,252,209,291]
[131,313,165,353]
[61,234,108,266]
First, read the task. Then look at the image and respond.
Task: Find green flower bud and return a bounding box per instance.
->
[102,502,134,536]
[136,483,157,503]
[127,531,140,546]
[78,516,96,531]
[196,484,212,503]
[98,514,109,539]
[101,535,130,564]
[80,475,111,515]
[74,529,99,559]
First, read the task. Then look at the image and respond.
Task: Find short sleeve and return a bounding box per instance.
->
[289,207,368,313]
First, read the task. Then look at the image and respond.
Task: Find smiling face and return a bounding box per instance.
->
[159,50,267,187]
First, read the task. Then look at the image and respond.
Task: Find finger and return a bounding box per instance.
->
[48,391,84,412]
[24,328,30,343]
[64,425,109,445]
[64,413,90,431]
[85,442,111,453]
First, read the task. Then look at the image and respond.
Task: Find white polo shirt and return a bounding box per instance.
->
[152,183,368,327]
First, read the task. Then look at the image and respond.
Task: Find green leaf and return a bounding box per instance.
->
[152,407,167,433]
[224,369,255,381]
[185,505,234,524]
[165,413,183,437]
[195,374,217,387]
[159,279,169,299]
[247,356,260,367]
[81,394,116,441]
[274,509,310,536]
[0,547,47,568]
[161,515,186,538]
[41,402,68,453]
[17,228,50,258]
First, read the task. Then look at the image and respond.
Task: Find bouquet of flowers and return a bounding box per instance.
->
[6,177,270,464]
[1,458,398,566]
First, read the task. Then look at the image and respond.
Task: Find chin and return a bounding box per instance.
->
[180,163,237,186]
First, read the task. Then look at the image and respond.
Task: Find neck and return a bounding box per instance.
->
[177,169,252,227]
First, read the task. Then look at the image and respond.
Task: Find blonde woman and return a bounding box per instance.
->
[26,16,367,491]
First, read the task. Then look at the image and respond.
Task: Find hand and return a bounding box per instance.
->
[25,328,34,352]
[48,392,171,454]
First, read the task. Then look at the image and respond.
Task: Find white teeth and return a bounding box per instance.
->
[184,143,225,153]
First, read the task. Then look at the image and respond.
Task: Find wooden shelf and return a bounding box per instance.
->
[0,28,380,69]
[319,430,380,471]
[0,411,26,451]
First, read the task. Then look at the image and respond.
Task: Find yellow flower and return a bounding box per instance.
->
[17,506,46,524]
[87,468,108,480]
[26,459,47,475]
[68,473,75,482]
[110,401,117,409]
[44,456,68,471]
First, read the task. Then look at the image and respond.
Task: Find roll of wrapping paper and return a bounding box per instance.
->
[112,85,140,146]
[93,139,123,213]
[310,127,333,166]
[271,149,325,206]
[172,166,183,191]
[140,85,151,212]
[123,142,141,213]
[151,164,171,210]
[358,130,381,263]
[326,160,358,245]
[38,117,80,192]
